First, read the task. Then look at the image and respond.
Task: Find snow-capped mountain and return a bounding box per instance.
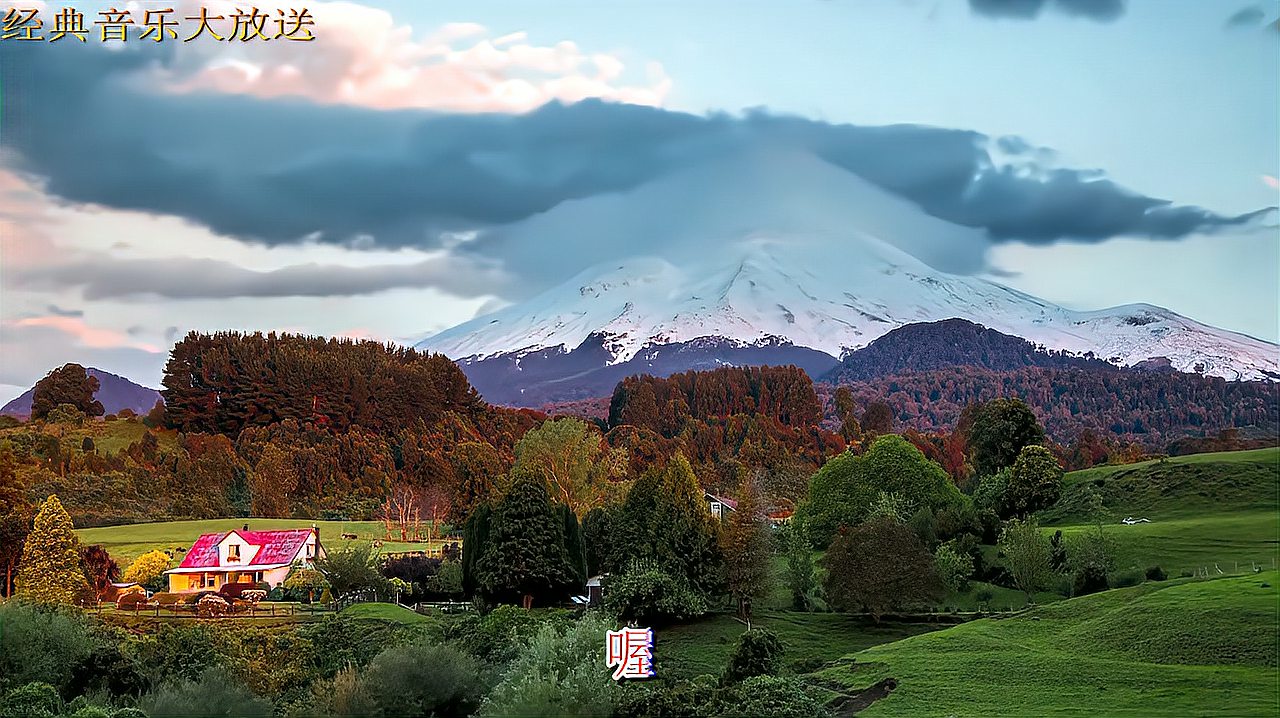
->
[418,149,1278,406]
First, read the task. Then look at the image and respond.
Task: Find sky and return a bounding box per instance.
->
[0,0,1277,402]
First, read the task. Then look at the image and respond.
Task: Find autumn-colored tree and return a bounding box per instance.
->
[512,417,627,515]
[81,544,120,600]
[31,364,103,421]
[821,515,942,621]
[250,443,297,517]
[122,550,173,592]
[720,481,772,622]
[969,398,1046,478]
[859,402,894,439]
[448,441,507,523]
[0,449,29,596]
[16,495,92,605]
[833,386,860,443]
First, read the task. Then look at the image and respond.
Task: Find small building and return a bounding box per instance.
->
[164,525,324,593]
[586,575,605,606]
[704,492,738,521]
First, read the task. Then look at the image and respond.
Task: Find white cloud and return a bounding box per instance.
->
[148,0,671,113]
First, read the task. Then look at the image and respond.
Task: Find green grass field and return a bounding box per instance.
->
[658,610,947,679]
[76,518,448,565]
[339,602,432,624]
[816,571,1280,717]
[0,416,179,455]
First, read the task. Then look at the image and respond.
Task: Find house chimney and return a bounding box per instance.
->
[242,523,249,531]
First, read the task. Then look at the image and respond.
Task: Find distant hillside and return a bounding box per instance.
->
[823,318,1118,383]
[823,365,1279,446]
[0,367,162,419]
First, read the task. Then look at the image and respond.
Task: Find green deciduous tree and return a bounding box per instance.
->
[1004,445,1064,517]
[821,515,942,621]
[15,495,91,605]
[999,518,1053,603]
[933,542,974,593]
[968,398,1045,478]
[513,417,627,515]
[314,543,387,600]
[449,441,507,523]
[778,521,816,611]
[31,364,103,422]
[798,435,968,548]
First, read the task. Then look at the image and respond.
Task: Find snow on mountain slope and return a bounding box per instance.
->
[418,149,1279,385]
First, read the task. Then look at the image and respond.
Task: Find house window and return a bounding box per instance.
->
[306,544,315,559]
[228,544,241,562]
[202,573,217,588]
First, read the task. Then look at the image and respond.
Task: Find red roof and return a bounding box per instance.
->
[176,528,314,570]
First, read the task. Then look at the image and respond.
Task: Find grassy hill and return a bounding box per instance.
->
[1038,448,1279,575]
[816,571,1280,717]
[76,518,452,566]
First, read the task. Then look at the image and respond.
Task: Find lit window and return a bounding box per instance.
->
[228,544,241,562]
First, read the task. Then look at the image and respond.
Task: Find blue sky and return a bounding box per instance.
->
[0,0,1276,399]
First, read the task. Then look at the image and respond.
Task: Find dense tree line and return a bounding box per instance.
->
[822,365,1278,447]
[161,332,486,436]
[609,365,823,432]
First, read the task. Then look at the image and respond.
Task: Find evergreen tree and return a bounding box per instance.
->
[559,503,588,590]
[461,502,492,598]
[16,495,92,605]
[474,469,571,607]
[0,449,30,596]
[30,364,103,421]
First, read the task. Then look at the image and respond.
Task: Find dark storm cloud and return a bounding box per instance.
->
[0,39,1267,261]
[14,255,508,300]
[968,0,1125,22]
[1224,6,1266,27]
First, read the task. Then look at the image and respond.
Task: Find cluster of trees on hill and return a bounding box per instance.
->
[162,332,484,436]
[822,365,1278,448]
[609,365,823,431]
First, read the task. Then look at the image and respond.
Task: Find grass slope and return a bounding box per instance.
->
[340,603,432,624]
[1039,448,1279,575]
[76,518,442,565]
[817,572,1280,717]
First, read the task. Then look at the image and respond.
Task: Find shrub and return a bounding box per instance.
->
[361,642,486,718]
[0,682,62,718]
[141,668,272,718]
[121,551,172,593]
[309,665,377,718]
[604,560,708,626]
[196,594,229,618]
[723,629,784,685]
[240,590,267,605]
[150,592,183,607]
[0,603,94,694]
[117,593,150,610]
[1110,570,1143,589]
[1072,564,1110,597]
[615,676,717,718]
[1145,565,1168,582]
[716,676,831,718]
[112,709,147,718]
[934,543,975,593]
[444,604,567,664]
[67,705,112,718]
[480,613,617,718]
[974,588,994,604]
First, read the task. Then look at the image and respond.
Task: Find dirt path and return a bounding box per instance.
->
[812,675,899,717]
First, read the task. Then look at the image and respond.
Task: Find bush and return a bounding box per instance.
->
[716,676,831,718]
[361,642,486,718]
[615,676,718,718]
[117,593,150,610]
[150,592,184,607]
[1072,564,1109,597]
[444,604,566,664]
[723,629,784,685]
[974,588,994,604]
[67,705,112,718]
[604,560,708,627]
[0,683,62,718]
[0,603,94,694]
[934,543,975,593]
[141,668,272,718]
[1145,565,1168,582]
[196,594,229,618]
[112,709,147,718]
[480,614,617,718]
[1110,570,1143,589]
